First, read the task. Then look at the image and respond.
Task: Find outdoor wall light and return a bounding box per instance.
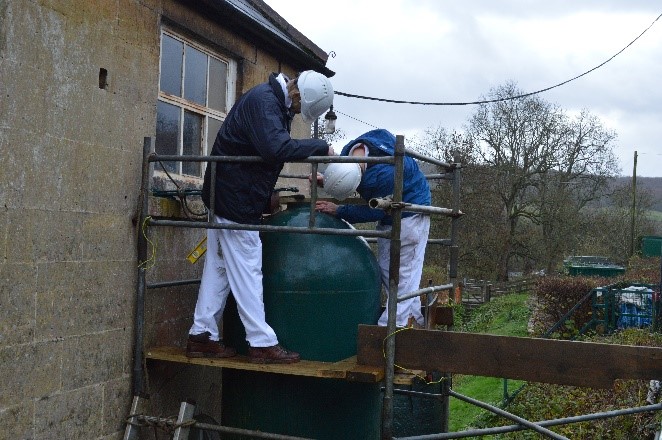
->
[324,105,337,134]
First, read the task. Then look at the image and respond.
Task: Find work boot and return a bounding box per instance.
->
[248,344,300,364]
[406,316,424,329]
[186,332,237,358]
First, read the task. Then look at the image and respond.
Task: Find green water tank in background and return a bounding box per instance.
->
[566,264,625,277]
[641,236,662,257]
[222,202,382,439]
[564,256,625,277]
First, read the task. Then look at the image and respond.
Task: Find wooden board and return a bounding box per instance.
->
[357,325,662,388]
[146,346,384,383]
[432,306,454,327]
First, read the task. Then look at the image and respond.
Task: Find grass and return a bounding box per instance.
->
[646,210,662,222]
[449,293,531,432]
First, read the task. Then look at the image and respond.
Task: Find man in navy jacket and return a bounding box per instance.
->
[316,129,431,328]
[188,71,334,363]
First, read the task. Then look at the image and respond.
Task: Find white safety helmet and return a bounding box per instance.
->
[323,162,362,201]
[297,70,334,125]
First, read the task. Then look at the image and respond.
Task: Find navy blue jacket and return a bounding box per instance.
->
[202,73,329,224]
[335,129,431,226]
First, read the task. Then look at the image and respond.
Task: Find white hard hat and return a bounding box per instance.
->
[323,162,362,201]
[298,70,334,125]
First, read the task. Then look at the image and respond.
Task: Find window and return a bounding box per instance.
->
[156,31,236,177]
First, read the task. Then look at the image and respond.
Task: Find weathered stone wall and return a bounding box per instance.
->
[0,0,325,438]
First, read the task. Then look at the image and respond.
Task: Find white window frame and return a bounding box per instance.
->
[156,29,237,178]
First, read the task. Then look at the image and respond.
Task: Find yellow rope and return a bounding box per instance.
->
[383,326,445,385]
[138,216,156,270]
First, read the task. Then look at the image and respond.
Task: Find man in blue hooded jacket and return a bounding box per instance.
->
[315,129,431,328]
[187,71,335,363]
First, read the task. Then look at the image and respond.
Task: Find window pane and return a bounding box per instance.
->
[183,110,203,176]
[207,117,222,154]
[160,34,183,96]
[156,101,181,173]
[208,58,228,112]
[184,46,207,106]
[203,117,222,176]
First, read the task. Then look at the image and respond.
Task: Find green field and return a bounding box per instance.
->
[646,209,662,222]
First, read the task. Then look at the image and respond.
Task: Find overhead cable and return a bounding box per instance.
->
[335,12,662,106]
[335,110,380,129]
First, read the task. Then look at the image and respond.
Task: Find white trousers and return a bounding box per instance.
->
[377,214,430,327]
[189,215,278,347]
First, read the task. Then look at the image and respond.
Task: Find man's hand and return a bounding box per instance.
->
[328,146,336,156]
[308,172,324,187]
[315,200,338,216]
[265,192,281,215]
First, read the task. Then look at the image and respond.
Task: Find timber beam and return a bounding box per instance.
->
[357,325,662,388]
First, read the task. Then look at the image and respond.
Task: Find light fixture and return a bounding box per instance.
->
[324,105,337,134]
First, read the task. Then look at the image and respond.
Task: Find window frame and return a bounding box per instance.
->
[156,29,237,178]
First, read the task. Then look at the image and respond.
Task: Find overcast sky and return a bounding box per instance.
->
[264,0,662,177]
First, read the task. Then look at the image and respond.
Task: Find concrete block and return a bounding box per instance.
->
[144,279,197,348]
[0,400,35,440]
[35,261,135,340]
[0,262,36,347]
[0,340,62,407]
[10,209,84,263]
[61,331,126,391]
[0,131,64,211]
[0,191,6,256]
[34,384,103,439]
[79,146,142,214]
[0,130,15,211]
[101,377,132,438]
[101,265,135,324]
[148,195,183,218]
[116,0,159,50]
[80,213,135,261]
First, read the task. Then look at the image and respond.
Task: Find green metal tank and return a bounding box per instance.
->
[222,202,382,439]
[641,236,662,257]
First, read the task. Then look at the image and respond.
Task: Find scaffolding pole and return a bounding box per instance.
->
[381,134,406,440]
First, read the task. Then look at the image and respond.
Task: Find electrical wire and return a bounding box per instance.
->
[157,161,208,220]
[335,12,662,106]
[335,110,380,129]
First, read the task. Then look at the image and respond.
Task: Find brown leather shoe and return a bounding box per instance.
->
[186,332,237,358]
[248,344,300,364]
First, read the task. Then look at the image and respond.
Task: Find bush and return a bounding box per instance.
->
[529,276,610,338]
[529,257,660,338]
[625,256,661,285]
[473,329,662,439]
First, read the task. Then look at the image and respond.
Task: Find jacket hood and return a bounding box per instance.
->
[340,129,396,156]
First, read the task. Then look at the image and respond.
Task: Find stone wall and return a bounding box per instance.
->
[0,0,325,438]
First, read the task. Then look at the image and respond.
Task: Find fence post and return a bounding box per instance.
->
[455,282,463,304]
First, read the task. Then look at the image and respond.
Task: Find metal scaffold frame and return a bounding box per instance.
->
[126,135,462,439]
[125,136,662,440]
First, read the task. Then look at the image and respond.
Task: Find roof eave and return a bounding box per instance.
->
[196,0,335,77]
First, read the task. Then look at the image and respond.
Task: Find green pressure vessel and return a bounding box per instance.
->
[222,202,382,439]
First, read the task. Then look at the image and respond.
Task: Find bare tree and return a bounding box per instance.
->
[533,110,620,271]
[465,83,619,279]
[410,83,622,279]
[311,117,346,145]
[414,127,506,278]
[576,182,655,261]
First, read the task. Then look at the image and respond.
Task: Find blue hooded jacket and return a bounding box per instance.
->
[335,129,431,225]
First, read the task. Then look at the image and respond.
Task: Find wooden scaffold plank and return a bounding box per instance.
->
[146,346,384,383]
[357,325,662,388]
